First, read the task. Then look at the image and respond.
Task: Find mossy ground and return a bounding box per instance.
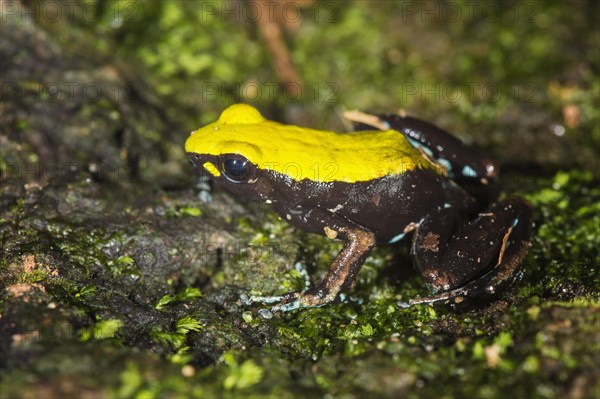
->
[1,1,598,398]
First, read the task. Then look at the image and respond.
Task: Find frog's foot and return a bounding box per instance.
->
[241,292,295,306]
[195,174,213,203]
[242,290,330,313]
[404,197,533,308]
[243,223,376,314]
[271,291,330,312]
[398,262,521,308]
[240,262,322,313]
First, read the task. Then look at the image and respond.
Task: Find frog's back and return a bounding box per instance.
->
[186,104,438,183]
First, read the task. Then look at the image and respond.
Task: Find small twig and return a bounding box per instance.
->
[342,110,389,130]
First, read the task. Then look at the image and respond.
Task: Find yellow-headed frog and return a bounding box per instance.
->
[185,104,532,312]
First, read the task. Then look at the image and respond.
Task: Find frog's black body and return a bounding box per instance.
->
[187,106,533,311]
[192,153,467,242]
[262,169,467,243]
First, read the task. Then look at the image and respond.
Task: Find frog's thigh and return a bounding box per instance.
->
[413,197,532,294]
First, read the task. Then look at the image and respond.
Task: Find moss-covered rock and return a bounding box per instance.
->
[1,1,598,398]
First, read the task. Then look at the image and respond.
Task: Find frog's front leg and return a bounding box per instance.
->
[246,210,376,312]
[405,197,532,306]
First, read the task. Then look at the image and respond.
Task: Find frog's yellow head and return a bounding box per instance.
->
[216,103,265,124]
[185,103,434,184]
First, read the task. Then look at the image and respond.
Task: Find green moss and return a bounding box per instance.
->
[222,352,264,391]
[521,170,600,296]
[151,316,202,350]
[155,287,202,310]
[80,318,124,341]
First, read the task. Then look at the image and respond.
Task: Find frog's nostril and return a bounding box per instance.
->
[187,153,201,166]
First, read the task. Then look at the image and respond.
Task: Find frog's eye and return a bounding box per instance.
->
[221,155,256,183]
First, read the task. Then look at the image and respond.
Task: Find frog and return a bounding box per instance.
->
[185,103,532,312]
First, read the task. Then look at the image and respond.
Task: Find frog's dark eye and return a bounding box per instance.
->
[221,155,255,183]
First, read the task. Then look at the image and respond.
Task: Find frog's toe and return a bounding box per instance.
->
[242,294,283,305]
[252,295,319,317]
[293,262,313,291]
[402,285,472,307]
[242,291,299,306]
[269,298,307,313]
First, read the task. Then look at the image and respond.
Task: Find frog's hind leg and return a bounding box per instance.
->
[406,197,533,306]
